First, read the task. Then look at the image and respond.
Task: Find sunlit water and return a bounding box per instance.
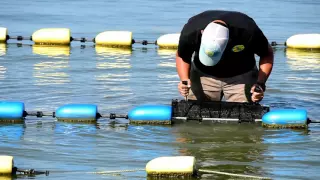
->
[0,0,319,179]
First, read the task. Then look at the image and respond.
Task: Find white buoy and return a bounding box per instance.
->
[32,28,71,45]
[0,27,8,43]
[156,33,180,49]
[286,34,320,49]
[146,156,196,177]
[95,31,133,47]
[0,156,13,174]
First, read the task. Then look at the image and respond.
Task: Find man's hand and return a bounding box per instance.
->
[250,84,265,102]
[178,79,191,97]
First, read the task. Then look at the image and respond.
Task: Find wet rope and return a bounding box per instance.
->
[83,168,271,179]
[87,168,145,175]
[198,169,272,179]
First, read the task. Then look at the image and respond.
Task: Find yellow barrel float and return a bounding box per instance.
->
[286,34,320,49]
[146,156,196,177]
[0,156,13,175]
[156,33,180,49]
[0,27,8,43]
[95,31,133,47]
[32,28,71,45]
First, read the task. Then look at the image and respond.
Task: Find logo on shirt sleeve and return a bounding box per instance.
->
[232,45,245,52]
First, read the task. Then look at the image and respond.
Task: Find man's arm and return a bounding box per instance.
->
[250,23,274,102]
[176,51,192,97]
[251,43,273,102]
[176,51,191,81]
[176,29,195,97]
[257,43,274,84]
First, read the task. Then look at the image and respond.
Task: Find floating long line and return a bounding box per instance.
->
[25,168,272,179]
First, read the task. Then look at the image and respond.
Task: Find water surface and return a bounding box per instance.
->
[0,0,319,179]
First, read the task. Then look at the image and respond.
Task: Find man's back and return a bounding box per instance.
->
[178,10,269,78]
[186,10,256,31]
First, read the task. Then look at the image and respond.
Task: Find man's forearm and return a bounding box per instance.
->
[258,44,274,83]
[176,52,191,80]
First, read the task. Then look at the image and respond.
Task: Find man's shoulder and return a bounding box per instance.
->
[188,10,250,20]
[182,10,224,32]
[187,10,225,21]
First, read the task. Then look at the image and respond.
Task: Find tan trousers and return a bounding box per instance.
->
[188,65,258,102]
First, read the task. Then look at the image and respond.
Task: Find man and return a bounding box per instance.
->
[176,10,274,102]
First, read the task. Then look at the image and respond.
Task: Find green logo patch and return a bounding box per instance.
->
[232,45,245,52]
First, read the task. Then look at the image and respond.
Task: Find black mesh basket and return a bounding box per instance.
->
[171,99,270,123]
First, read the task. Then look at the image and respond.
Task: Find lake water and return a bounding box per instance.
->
[0,0,319,179]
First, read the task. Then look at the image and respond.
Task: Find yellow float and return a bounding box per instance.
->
[286,34,320,49]
[156,33,180,49]
[146,156,196,177]
[95,31,132,47]
[0,25,319,51]
[32,28,71,45]
[0,156,13,175]
[0,28,8,43]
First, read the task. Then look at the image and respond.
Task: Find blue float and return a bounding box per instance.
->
[128,105,172,122]
[55,104,98,121]
[262,109,308,126]
[0,101,25,121]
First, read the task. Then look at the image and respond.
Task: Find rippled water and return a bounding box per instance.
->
[0,0,319,179]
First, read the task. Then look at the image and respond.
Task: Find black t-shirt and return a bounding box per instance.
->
[178,10,270,78]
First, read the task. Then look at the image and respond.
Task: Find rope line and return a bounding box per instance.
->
[87,168,145,175]
[198,169,272,179]
[83,168,271,179]
[17,167,272,179]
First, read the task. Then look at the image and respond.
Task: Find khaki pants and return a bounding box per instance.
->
[188,65,258,102]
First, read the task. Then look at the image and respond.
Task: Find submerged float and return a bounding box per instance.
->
[0,100,317,129]
[0,27,320,49]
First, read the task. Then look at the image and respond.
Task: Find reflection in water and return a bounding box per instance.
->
[32,45,70,58]
[171,123,269,179]
[0,124,25,141]
[0,175,12,180]
[0,65,7,80]
[157,48,176,68]
[95,46,132,100]
[286,48,320,70]
[172,122,318,179]
[95,73,130,85]
[32,45,70,86]
[54,122,98,134]
[261,129,318,179]
[157,48,176,58]
[21,121,56,147]
[0,44,7,81]
[0,43,6,56]
[95,46,132,68]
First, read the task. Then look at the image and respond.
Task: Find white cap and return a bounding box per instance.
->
[199,22,229,66]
